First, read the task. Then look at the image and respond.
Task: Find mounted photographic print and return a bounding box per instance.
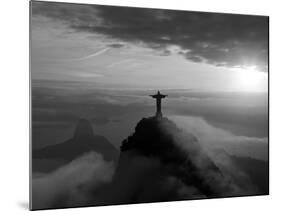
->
[30,0,269,210]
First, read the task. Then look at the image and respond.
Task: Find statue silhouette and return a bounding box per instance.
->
[150,91,167,118]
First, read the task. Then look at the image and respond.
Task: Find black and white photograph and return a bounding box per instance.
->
[30,1,269,210]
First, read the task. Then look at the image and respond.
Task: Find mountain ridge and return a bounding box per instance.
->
[33,119,119,172]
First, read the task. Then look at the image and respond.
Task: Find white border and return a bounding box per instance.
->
[1,0,279,210]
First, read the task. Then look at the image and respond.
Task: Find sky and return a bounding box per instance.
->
[31,1,268,161]
[31,1,268,92]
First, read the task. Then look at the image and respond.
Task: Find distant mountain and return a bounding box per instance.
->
[33,119,119,172]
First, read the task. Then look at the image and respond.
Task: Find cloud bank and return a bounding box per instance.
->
[32,116,267,209]
[32,1,268,72]
[169,115,268,160]
[32,152,114,209]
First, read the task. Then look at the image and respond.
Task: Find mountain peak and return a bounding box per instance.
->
[116,116,229,198]
[121,116,184,156]
[33,118,119,172]
[73,119,94,141]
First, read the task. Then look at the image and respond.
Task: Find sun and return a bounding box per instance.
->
[235,66,266,92]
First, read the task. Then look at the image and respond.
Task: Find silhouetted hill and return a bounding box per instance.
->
[33,119,119,172]
[96,116,244,205]
[121,116,220,172]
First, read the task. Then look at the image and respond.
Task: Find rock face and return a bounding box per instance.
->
[33,119,119,172]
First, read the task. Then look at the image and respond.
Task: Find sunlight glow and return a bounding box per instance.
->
[235,66,266,92]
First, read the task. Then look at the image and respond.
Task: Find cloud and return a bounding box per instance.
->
[32,152,115,209]
[205,149,260,193]
[91,116,110,125]
[57,47,110,62]
[106,59,135,68]
[107,43,125,48]
[161,119,260,193]
[87,154,212,204]
[31,83,268,149]
[73,48,110,60]
[166,91,268,138]
[32,1,268,71]
[169,115,268,160]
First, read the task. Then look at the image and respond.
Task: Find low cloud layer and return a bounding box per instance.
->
[32,152,114,209]
[32,1,268,71]
[32,83,268,149]
[170,115,268,160]
[32,116,267,209]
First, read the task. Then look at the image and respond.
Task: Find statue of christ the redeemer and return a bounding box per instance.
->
[150,91,167,118]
